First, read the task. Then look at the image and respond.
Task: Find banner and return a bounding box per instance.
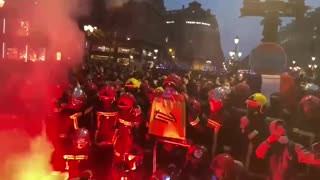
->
[148,95,186,140]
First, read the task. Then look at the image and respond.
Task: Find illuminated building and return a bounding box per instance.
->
[0,1,50,61]
[165,1,224,67]
[85,0,166,68]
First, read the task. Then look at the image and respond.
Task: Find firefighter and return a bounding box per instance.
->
[239,93,268,175]
[125,77,149,117]
[53,84,92,141]
[223,83,250,160]
[149,73,205,141]
[107,92,145,179]
[148,73,205,172]
[95,84,118,146]
[113,92,143,161]
[67,128,93,179]
[67,84,94,132]
[205,86,232,157]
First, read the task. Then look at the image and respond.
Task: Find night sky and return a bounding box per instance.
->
[165,0,320,58]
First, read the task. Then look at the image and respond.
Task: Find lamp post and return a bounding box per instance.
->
[309,56,317,71]
[229,36,242,61]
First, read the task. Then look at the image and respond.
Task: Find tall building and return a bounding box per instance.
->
[86,0,166,68]
[279,7,320,67]
[165,1,224,68]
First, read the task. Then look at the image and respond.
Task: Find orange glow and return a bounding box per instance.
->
[1,131,68,180]
[56,52,61,61]
[0,0,5,8]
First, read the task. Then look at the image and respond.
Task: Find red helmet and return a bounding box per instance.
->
[99,84,116,105]
[117,93,136,111]
[163,74,183,90]
[211,153,235,175]
[71,85,87,109]
[208,87,230,112]
[73,128,90,150]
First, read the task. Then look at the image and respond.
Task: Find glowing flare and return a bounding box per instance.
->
[56,52,61,61]
[0,0,5,8]
[2,131,68,180]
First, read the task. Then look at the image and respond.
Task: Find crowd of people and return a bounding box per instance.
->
[43,60,320,180]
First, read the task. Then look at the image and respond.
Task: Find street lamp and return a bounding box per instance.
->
[229,36,242,61]
[292,60,296,65]
[229,51,235,58]
[234,36,240,45]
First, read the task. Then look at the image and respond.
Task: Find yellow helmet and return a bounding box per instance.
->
[246,93,267,107]
[156,86,164,92]
[125,78,141,89]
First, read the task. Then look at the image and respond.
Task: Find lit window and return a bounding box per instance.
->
[91,55,114,61]
[117,47,139,55]
[186,21,211,26]
[118,47,130,54]
[92,45,114,53]
[117,58,130,66]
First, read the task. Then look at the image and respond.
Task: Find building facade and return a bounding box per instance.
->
[86,0,166,69]
[279,7,320,67]
[0,0,78,62]
[165,1,224,68]
[0,0,48,62]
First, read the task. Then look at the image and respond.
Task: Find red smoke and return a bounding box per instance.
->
[0,0,90,179]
